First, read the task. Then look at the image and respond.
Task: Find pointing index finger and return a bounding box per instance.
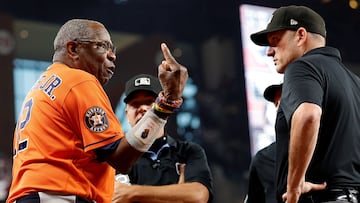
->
[161,43,177,64]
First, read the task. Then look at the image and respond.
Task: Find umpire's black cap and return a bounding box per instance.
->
[263,84,282,103]
[123,74,162,103]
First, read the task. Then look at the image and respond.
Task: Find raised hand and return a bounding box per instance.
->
[158,43,188,100]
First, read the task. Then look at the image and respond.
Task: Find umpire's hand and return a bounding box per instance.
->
[158,43,188,100]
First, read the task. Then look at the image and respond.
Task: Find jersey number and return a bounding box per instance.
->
[14,98,33,156]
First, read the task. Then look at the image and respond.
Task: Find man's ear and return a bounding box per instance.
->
[297,27,307,45]
[66,41,79,58]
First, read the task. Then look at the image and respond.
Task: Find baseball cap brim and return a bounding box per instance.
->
[123,88,159,103]
[251,26,292,46]
[263,84,282,102]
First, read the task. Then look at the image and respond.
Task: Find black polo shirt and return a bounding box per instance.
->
[275,46,360,201]
[127,134,214,202]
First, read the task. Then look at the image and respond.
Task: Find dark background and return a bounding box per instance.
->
[0,0,360,61]
[2,0,360,62]
[1,0,360,202]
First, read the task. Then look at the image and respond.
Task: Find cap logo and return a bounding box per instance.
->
[290,19,298,26]
[135,77,151,87]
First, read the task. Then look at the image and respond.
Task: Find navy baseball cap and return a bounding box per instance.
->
[123,74,162,103]
[251,5,326,46]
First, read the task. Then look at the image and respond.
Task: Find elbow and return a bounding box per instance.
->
[191,193,209,203]
[106,156,139,174]
[105,158,132,174]
[187,183,210,203]
[295,103,322,124]
[116,164,132,174]
[191,195,209,203]
[105,138,143,173]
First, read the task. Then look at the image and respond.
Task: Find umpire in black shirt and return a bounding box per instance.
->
[112,74,213,203]
[251,5,360,203]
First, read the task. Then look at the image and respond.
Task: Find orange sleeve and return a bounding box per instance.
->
[62,78,124,152]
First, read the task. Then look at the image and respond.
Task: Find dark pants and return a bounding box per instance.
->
[298,188,359,203]
[15,192,93,203]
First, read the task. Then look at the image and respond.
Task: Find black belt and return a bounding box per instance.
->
[299,188,359,203]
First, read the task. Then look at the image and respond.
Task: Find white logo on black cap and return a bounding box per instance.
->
[135,77,151,87]
[290,19,298,26]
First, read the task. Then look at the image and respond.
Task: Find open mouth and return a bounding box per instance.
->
[107,67,115,76]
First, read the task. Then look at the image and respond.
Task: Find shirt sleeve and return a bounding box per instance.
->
[282,60,324,125]
[62,79,124,152]
[183,143,214,201]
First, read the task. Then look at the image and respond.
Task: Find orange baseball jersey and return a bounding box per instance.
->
[7,63,124,203]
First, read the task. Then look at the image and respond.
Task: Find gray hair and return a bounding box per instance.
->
[53,19,103,53]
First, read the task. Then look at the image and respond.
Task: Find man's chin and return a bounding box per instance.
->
[101,78,110,86]
[276,66,285,74]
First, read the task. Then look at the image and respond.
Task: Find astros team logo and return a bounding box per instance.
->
[84,106,109,132]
